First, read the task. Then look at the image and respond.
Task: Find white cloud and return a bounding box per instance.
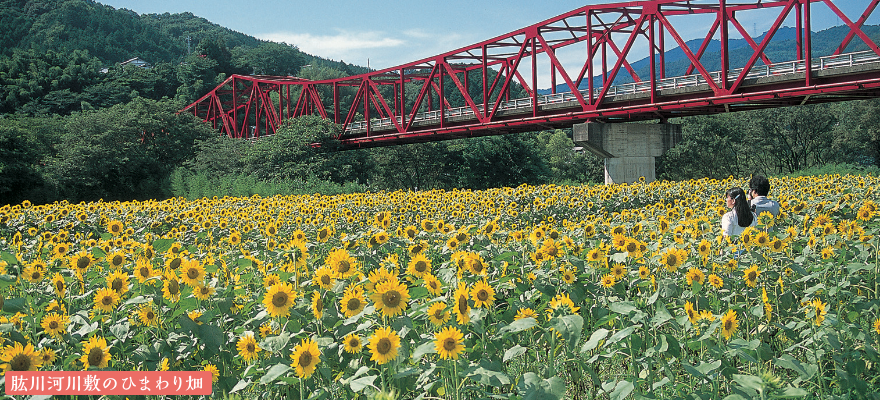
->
[258,30,405,62]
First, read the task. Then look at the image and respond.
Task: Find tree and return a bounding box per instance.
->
[746,104,837,174]
[242,115,341,181]
[541,129,603,183]
[234,42,304,76]
[658,114,748,180]
[45,98,215,201]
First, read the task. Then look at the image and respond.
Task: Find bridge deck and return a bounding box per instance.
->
[343,50,880,141]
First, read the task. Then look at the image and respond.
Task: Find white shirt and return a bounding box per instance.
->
[721,210,757,236]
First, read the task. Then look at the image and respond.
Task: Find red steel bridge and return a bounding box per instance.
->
[181,0,880,148]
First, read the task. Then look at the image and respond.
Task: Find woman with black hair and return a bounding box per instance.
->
[721,187,757,236]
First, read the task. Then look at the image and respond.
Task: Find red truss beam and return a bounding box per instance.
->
[181,0,880,147]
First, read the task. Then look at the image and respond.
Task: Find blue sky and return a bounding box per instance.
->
[97,0,877,73]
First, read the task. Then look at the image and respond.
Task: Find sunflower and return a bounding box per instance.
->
[470,280,495,308]
[721,310,738,340]
[808,298,828,326]
[402,225,419,240]
[514,308,538,321]
[40,348,57,365]
[611,263,627,280]
[290,338,321,379]
[560,268,576,284]
[317,226,334,242]
[600,274,616,288]
[454,283,470,325]
[434,326,465,360]
[325,248,359,279]
[423,273,443,296]
[407,253,432,278]
[137,303,159,326]
[0,342,42,373]
[311,291,324,320]
[464,253,488,276]
[369,231,391,248]
[93,288,120,313]
[22,263,45,283]
[80,335,111,369]
[743,265,761,288]
[343,334,363,354]
[708,274,724,289]
[134,259,157,284]
[368,326,401,365]
[370,279,410,318]
[409,241,429,257]
[697,239,712,259]
[684,301,698,325]
[547,293,580,319]
[106,270,130,295]
[874,318,880,335]
[41,313,69,338]
[106,251,126,270]
[180,260,206,287]
[106,220,124,236]
[685,268,705,286]
[340,285,367,318]
[820,247,835,260]
[638,266,651,280]
[53,242,71,259]
[203,363,219,383]
[263,282,296,318]
[427,302,450,326]
[162,273,182,303]
[236,333,261,363]
[586,248,604,263]
[660,248,684,272]
[194,283,215,300]
[228,231,242,246]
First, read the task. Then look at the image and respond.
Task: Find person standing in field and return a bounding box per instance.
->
[748,174,781,218]
[721,187,757,237]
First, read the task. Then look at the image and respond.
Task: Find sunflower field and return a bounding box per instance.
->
[0,174,878,399]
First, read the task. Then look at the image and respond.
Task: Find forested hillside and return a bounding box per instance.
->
[0,0,878,207]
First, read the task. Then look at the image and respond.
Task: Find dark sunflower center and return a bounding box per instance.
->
[101,296,113,306]
[347,298,361,311]
[246,343,255,352]
[348,339,359,348]
[376,338,392,354]
[56,280,65,291]
[443,338,457,351]
[31,272,40,280]
[11,354,31,371]
[87,348,104,366]
[725,320,733,330]
[472,263,483,273]
[315,298,323,312]
[77,257,90,269]
[476,290,489,302]
[382,291,401,308]
[414,261,427,273]
[627,243,637,252]
[111,279,123,291]
[48,320,59,329]
[139,267,150,277]
[112,255,123,266]
[170,259,181,270]
[320,275,331,285]
[146,311,155,320]
[272,292,288,308]
[298,351,312,367]
[457,296,468,314]
[338,261,350,274]
[433,309,445,319]
[168,280,179,295]
[667,255,677,265]
[747,271,757,281]
[187,268,199,279]
[200,287,210,295]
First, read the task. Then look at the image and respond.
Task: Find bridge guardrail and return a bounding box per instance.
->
[346,50,880,134]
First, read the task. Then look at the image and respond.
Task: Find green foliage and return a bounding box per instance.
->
[168,169,368,199]
[783,163,880,177]
[44,98,214,201]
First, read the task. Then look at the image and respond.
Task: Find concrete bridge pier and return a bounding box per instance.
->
[573,122,681,185]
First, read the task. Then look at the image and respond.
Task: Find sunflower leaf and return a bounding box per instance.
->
[581,328,609,353]
[260,332,291,353]
[503,345,528,362]
[412,341,436,361]
[259,363,290,384]
[349,375,377,392]
[230,378,251,393]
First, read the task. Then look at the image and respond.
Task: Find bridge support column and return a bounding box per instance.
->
[573,122,681,185]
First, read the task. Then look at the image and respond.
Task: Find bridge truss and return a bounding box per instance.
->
[181,0,880,147]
